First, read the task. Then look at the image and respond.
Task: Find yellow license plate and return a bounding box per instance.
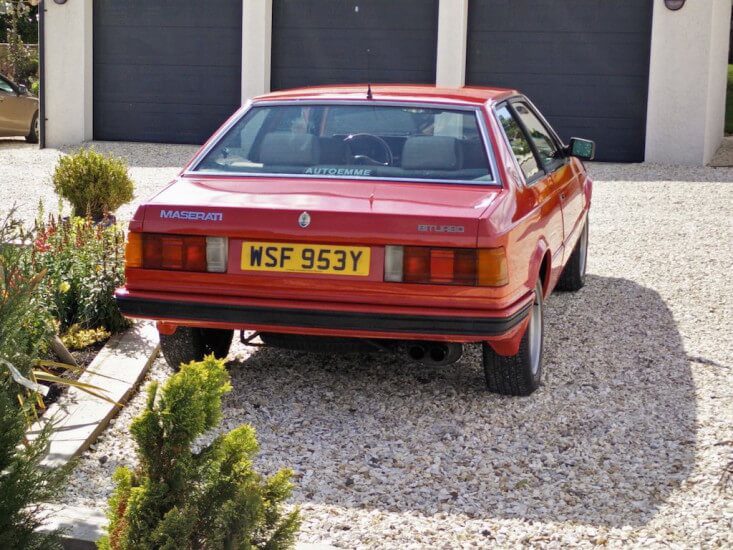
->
[241,242,371,276]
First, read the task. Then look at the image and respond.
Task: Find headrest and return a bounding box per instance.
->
[401,136,462,171]
[259,132,320,166]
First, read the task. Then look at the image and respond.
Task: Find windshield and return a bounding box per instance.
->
[192,104,494,184]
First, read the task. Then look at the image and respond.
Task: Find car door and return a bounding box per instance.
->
[0,75,32,136]
[494,103,565,268]
[510,99,585,255]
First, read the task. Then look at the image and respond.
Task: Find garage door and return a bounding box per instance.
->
[93,0,242,144]
[467,0,653,162]
[271,0,438,91]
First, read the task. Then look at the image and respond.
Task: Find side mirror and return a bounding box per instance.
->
[568,137,595,161]
[17,84,28,96]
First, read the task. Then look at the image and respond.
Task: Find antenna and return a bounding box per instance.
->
[366,48,373,100]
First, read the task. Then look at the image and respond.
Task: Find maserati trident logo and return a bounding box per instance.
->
[298,211,311,228]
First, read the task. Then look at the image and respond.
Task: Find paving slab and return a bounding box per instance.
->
[27,321,159,468]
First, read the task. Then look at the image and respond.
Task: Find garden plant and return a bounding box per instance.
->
[99,356,300,550]
[52,149,134,221]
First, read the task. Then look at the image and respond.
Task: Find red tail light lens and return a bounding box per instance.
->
[142,234,207,271]
[385,245,507,287]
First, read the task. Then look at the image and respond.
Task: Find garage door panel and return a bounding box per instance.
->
[93,0,242,143]
[94,0,241,29]
[94,65,240,107]
[468,0,652,162]
[477,74,650,120]
[95,102,236,145]
[468,32,651,77]
[274,30,435,71]
[273,0,436,31]
[272,0,438,90]
[94,27,241,68]
[473,0,651,34]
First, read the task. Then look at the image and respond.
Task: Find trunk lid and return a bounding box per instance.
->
[142,176,501,247]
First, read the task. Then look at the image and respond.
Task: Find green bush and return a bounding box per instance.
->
[0,379,69,550]
[53,149,134,220]
[30,78,39,97]
[99,357,300,550]
[30,214,129,333]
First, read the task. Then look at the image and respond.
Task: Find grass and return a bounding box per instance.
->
[726,65,733,135]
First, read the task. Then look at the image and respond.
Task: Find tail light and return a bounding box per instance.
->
[384,245,508,286]
[125,232,228,273]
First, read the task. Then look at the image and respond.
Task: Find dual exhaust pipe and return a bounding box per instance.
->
[406,342,462,367]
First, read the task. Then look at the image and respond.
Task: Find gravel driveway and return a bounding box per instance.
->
[2,140,731,547]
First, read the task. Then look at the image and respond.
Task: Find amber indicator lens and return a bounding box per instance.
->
[125,232,143,268]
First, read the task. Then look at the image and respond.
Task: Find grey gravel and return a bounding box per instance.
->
[0,138,197,224]
[3,141,731,547]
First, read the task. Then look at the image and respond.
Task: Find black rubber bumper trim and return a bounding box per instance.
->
[116,295,531,337]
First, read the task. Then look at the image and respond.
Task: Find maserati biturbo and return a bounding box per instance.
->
[115,85,594,396]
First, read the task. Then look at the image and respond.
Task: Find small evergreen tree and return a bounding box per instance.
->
[0,379,68,550]
[99,356,300,550]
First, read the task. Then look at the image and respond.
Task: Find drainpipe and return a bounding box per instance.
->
[38,0,45,148]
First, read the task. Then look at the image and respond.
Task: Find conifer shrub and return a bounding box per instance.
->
[52,149,134,220]
[98,356,300,550]
[0,379,69,550]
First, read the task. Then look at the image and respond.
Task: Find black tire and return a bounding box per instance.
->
[159,327,233,370]
[482,280,544,396]
[25,111,39,144]
[556,217,588,291]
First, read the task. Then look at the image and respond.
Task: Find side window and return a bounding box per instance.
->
[0,78,14,94]
[495,105,541,181]
[512,102,560,169]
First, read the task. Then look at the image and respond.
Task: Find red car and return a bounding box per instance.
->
[116,85,594,396]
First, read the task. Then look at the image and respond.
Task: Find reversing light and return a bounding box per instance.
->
[205,237,228,273]
[384,245,404,282]
[384,245,507,286]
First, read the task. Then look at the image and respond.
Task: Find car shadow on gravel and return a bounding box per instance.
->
[221,274,695,528]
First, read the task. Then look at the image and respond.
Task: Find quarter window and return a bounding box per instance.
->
[0,78,13,94]
[512,102,560,169]
[495,105,541,181]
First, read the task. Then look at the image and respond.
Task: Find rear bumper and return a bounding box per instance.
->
[115,289,533,344]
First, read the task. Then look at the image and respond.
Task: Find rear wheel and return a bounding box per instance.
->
[482,280,544,396]
[556,217,588,291]
[159,327,233,370]
[25,111,39,144]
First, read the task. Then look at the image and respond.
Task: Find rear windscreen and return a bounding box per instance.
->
[193,104,494,183]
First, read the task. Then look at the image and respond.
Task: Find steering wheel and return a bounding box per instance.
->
[343,133,394,166]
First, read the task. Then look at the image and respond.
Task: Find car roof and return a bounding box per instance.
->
[253,84,519,107]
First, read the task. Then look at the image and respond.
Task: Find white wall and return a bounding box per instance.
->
[645,0,732,164]
[436,0,468,88]
[44,0,93,147]
[241,0,272,101]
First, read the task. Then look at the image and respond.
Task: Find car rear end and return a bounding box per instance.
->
[115,95,534,367]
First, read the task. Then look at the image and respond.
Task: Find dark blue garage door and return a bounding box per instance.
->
[93,0,242,144]
[467,0,653,162]
[271,0,438,90]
